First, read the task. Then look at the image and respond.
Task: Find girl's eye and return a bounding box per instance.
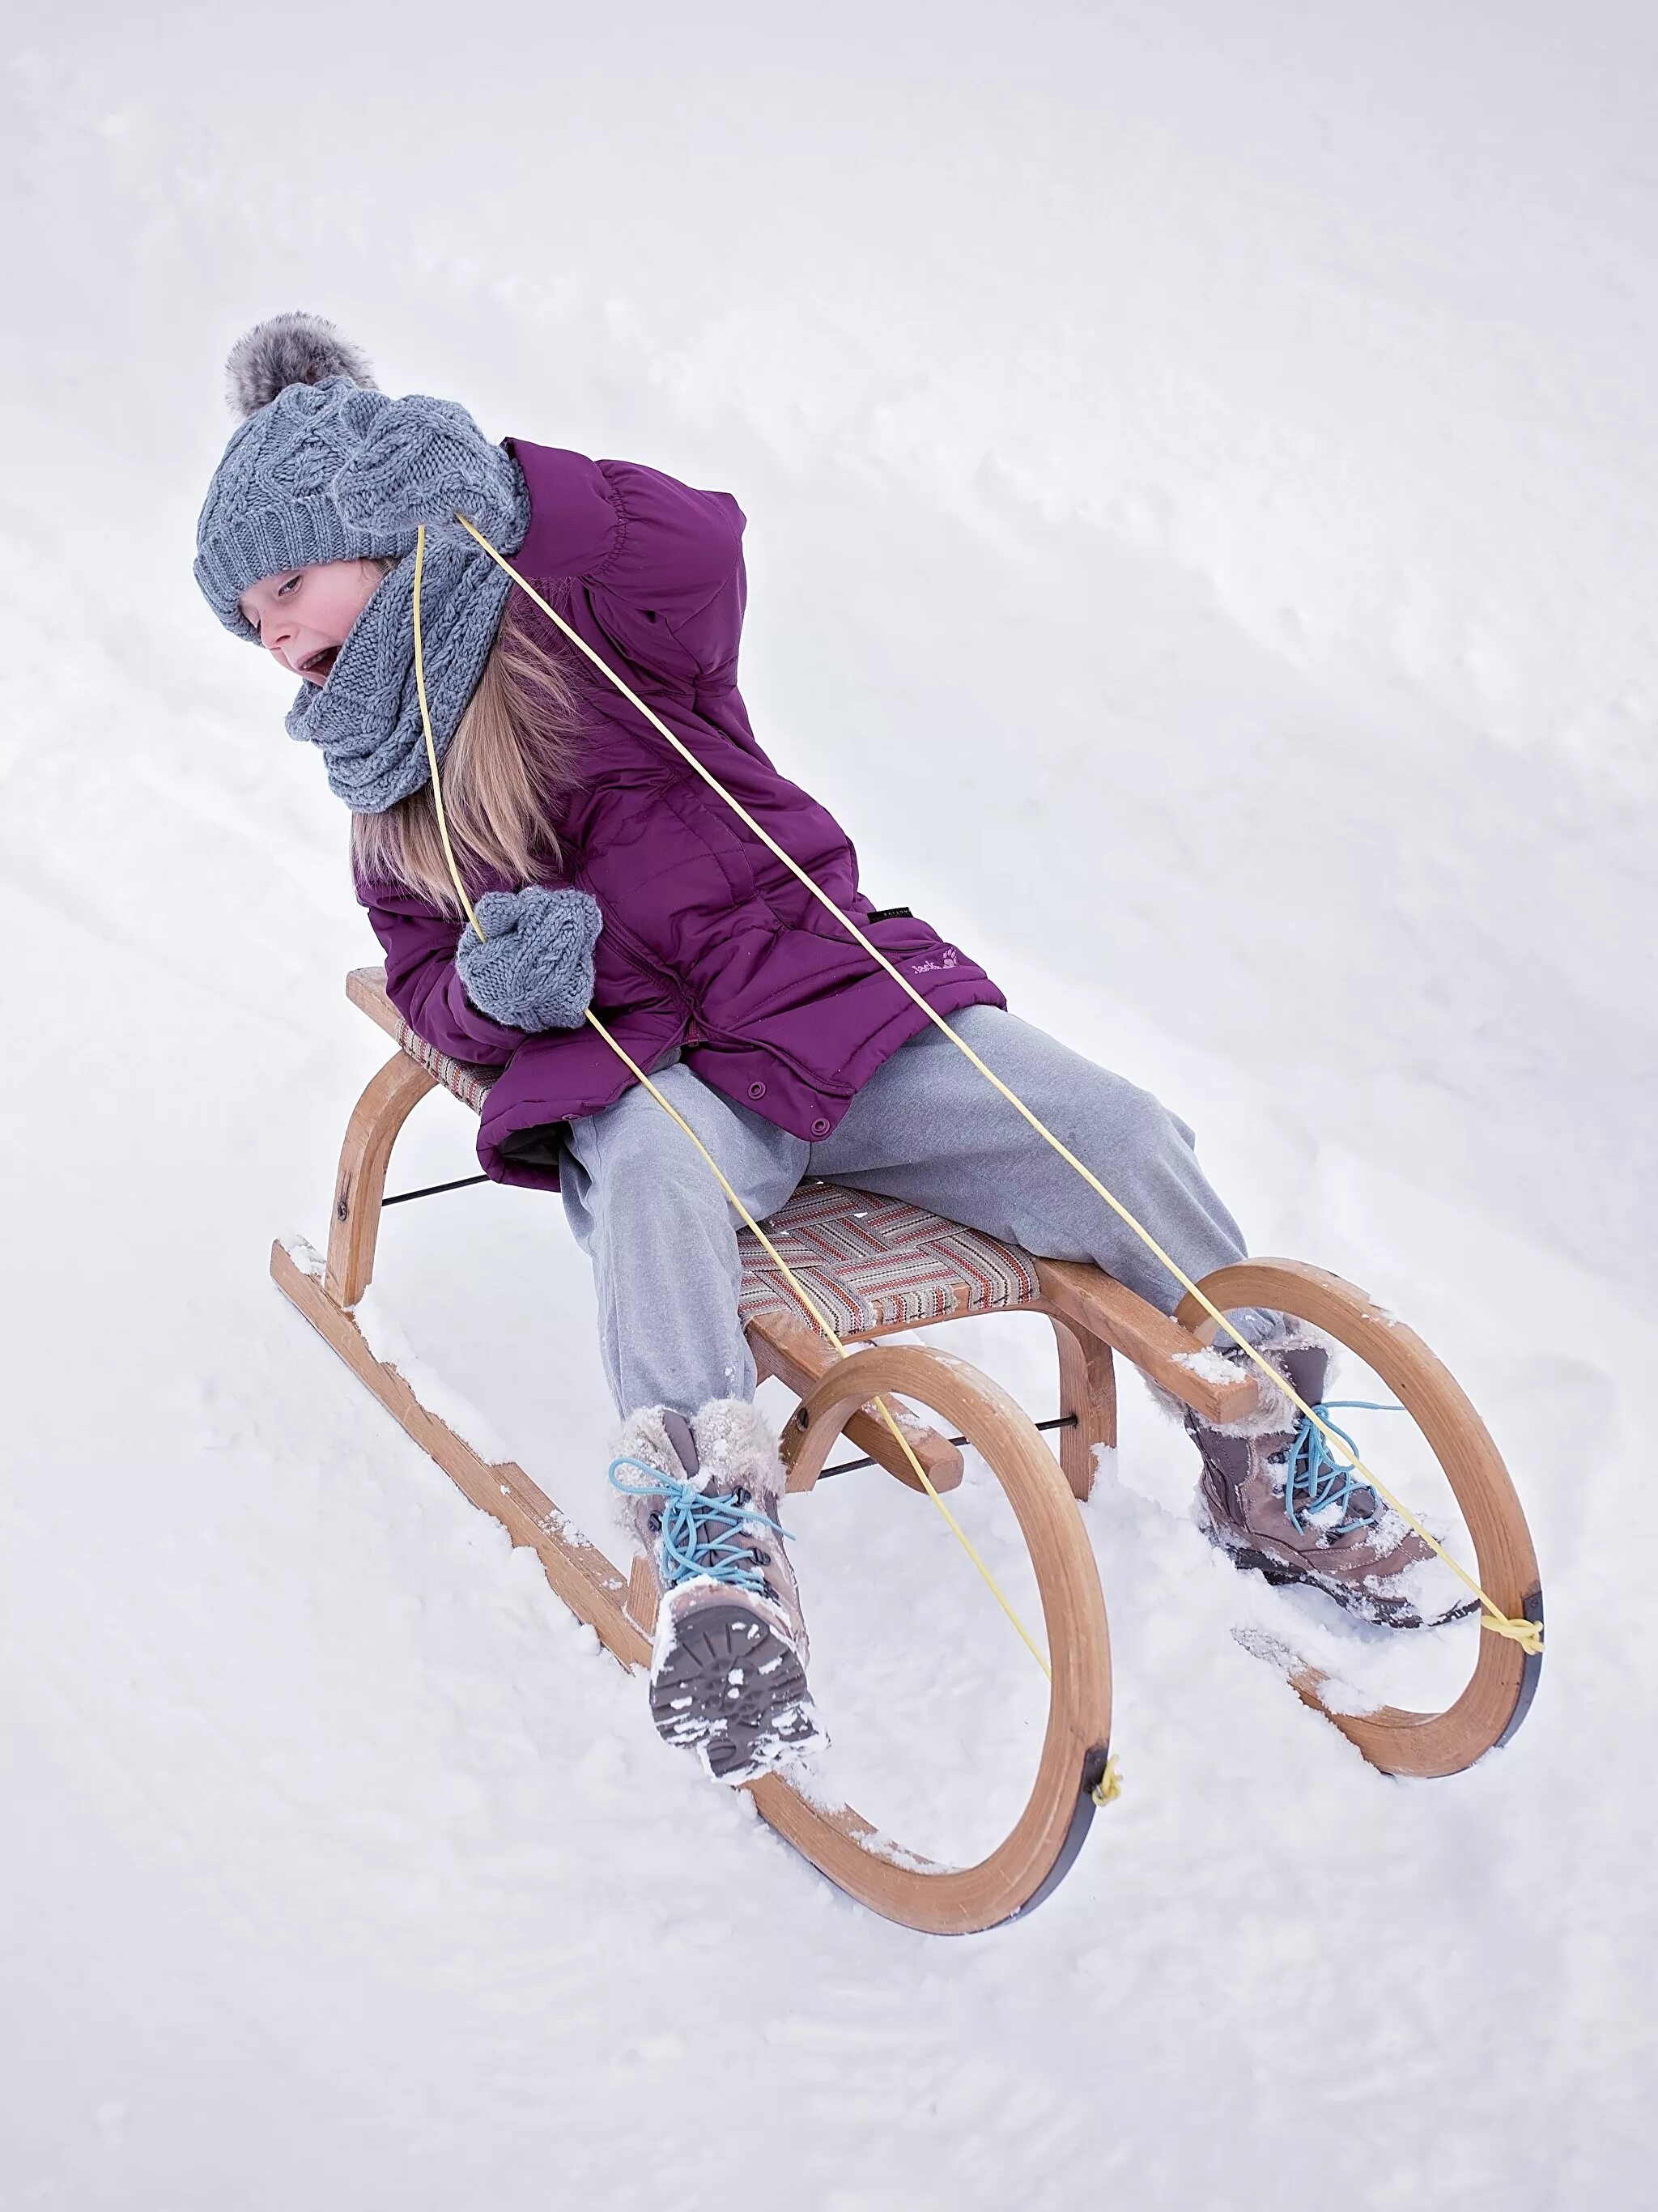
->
[276,573,301,597]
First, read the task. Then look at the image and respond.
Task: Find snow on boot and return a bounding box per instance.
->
[1184,1326,1477,1629]
[609,1398,822,1784]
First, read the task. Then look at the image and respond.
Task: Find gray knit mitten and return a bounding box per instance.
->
[332,392,529,551]
[456,888,602,1032]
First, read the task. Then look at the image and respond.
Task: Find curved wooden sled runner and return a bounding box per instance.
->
[270,969,1541,1930]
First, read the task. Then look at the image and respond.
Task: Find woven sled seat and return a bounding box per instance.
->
[346,967,1042,1338]
[359,980,503,1117]
[737,1181,1040,1334]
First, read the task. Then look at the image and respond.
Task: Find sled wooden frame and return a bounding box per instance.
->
[269,970,1542,1932]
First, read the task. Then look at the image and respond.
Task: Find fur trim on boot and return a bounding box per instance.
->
[1178,1324,1476,1629]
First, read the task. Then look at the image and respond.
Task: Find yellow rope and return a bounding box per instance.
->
[410,528,1056,1687]
[450,513,1539,1659]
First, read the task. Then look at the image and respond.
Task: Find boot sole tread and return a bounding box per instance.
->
[649,1599,819,1780]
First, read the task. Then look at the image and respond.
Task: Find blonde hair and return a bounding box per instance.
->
[351,605,583,913]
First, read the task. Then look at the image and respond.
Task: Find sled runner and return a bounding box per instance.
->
[269,965,1543,1933]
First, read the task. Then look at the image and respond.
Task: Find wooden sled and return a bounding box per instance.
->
[270,968,1542,1933]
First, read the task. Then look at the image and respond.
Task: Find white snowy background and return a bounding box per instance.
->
[3,4,1655,2206]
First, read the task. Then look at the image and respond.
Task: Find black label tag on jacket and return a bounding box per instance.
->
[866,905,913,923]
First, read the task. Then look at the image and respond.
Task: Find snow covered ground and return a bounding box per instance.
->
[3,6,1655,2205]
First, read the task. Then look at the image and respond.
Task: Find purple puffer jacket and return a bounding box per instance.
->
[362,440,1003,1191]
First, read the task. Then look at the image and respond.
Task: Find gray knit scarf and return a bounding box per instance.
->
[284,530,520,813]
[274,400,533,815]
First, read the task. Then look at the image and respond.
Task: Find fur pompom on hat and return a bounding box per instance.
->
[223,310,378,417]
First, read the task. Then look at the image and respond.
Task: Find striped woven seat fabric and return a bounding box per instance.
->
[367,979,500,1116]
[738,1179,1042,1336]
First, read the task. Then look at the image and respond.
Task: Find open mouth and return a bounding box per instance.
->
[300,644,340,682]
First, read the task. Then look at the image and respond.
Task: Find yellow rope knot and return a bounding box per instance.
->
[1480,1612,1545,1656]
[1090,1756,1124,1808]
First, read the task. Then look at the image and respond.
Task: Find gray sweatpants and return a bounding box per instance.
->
[559,1005,1252,1419]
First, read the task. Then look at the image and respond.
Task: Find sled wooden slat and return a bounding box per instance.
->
[748,1306,966,1493]
[273,1239,648,1666]
[1034,1258,1258,1426]
[1044,1308,1120,1503]
[325,1053,439,1308]
[346,963,412,1039]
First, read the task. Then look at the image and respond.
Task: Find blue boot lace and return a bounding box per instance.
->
[1282,1401,1401,1537]
[608,1456,793,1596]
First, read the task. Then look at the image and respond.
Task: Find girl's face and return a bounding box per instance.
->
[238,557,388,683]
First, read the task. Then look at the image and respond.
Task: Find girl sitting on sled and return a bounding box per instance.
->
[195,314,1465,1782]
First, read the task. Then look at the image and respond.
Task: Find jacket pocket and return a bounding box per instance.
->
[661,781,758,904]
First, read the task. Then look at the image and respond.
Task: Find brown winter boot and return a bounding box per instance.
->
[609,1399,822,1783]
[1185,1328,1477,1628]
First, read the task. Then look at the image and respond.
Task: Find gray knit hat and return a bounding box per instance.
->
[194,313,533,813]
[193,314,414,637]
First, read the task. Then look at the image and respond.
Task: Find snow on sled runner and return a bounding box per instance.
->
[269,964,1543,1935]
